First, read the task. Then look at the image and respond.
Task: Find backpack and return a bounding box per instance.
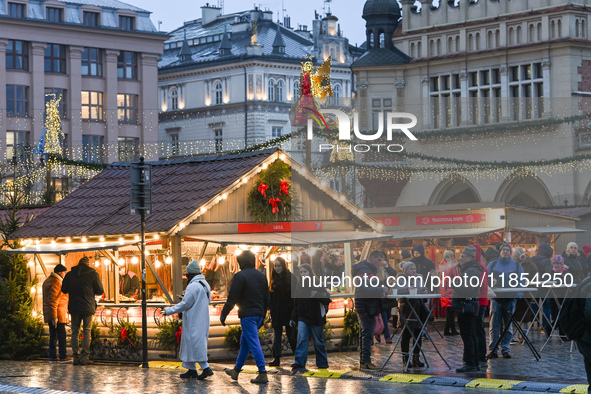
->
[558,275,591,341]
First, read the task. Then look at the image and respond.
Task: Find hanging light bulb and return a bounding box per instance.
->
[30,287,36,294]
[155,259,162,269]
[66,237,71,243]
[131,256,139,264]
[270,254,277,262]
[99,236,105,242]
[81,237,87,243]
[119,237,124,243]
[103,259,110,267]
[153,234,160,240]
[165,256,173,265]
[218,256,226,265]
[27,260,34,267]
[117,258,125,266]
[199,258,206,270]
[94,260,100,268]
[145,250,150,256]
[135,235,140,241]
[235,248,243,256]
[32,311,38,317]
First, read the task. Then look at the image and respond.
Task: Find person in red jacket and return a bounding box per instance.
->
[440,250,460,336]
[43,264,71,362]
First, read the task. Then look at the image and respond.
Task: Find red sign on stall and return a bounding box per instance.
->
[375,217,400,226]
[416,214,485,225]
[237,221,322,233]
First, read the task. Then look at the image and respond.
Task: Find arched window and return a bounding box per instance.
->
[516,26,522,44]
[447,37,453,53]
[170,87,178,110]
[410,42,416,57]
[468,34,473,51]
[268,79,275,102]
[537,23,542,41]
[276,80,284,102]
[455,35,460,52]
[333,83,341,105]
[582,19,587,38]
[487,30,493,49]
[417,41,422,57]
[214,81,223,105]
[369,32,374,50]
[475,32,480,50]
[528,24,534,43]
[293,80,299,101]
[495,29,500,47]
[379,32,385,48]
[551,20,556,39]
[508,27,514,45]
[429,39,435,56]
[437,38,441,55]
[576,20,580,38]
[557,19,562,37]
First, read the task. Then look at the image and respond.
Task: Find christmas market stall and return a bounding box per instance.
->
[8,148,388,360]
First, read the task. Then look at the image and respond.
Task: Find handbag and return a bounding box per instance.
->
[374,315,384,335]
[460,298,478,315]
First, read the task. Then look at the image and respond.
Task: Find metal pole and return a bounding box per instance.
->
[139,157,148,368]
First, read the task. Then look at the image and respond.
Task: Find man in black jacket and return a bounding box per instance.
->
[221,250,270,384]
[61,256,104,366]
[452,246,484,373]
[411,244,437,286]
[352,250,389,371]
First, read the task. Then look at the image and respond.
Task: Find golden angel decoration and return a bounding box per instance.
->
[290,56,333,128]
[35,94,64,155]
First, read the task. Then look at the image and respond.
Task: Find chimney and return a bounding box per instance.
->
[201,3,221,26]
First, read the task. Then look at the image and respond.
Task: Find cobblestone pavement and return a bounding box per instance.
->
[0,329,587,394]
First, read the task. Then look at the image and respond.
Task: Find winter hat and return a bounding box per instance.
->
[484,247,500,262]
[400,249,412,259]
[54,264,67,273]
[567,242,579,252]
[552,255,564,265]
[583,245,591,258]
[400,261,416,273]
[499,243,512,253]
[412,244,425,256]
[186,260,201,274]
[79,256,90,265]
[461,245,477,259]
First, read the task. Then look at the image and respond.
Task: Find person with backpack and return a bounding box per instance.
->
[487,244,524,359]
[559,273,591,393]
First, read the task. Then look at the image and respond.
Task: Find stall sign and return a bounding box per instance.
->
[238,221,323,233]
[375,217,400,226]
[416,214,486,225]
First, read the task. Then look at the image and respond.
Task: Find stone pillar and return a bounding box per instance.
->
[141,53,160,160]
[542,59,551,117]
[69,46,83,160]
[104,49,119,163]
[421,76,431,129]
[31,42,47,146]
[395,79,406,113]
[500,65,511,122]
[460,70,470,126]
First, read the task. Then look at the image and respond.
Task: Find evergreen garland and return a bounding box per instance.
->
[111,320,141,348]
[247,160,299,225]
[155,318,182,357]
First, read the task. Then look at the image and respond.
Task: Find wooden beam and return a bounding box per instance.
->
[360,241,372,261]
[35,254,48,278]
[146,258,173,304]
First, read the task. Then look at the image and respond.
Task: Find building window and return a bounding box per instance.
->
[214,129,223,152]
[82,135,104,163]
[81,91,103,120]
[214,82,223,105]
[46,7,63,22]
[6,40,28,70]
[8,2,25,18]
[117,94,139,123]
[268,80,275,102]
[119,15,135,30]
[271,126,282,138]
[6,85,29,117]
[170,87,179,110]
[117,51,138,80]
[82,48,102,76]
[118,137,139,162]
[45,88,67,118]
[44,44,66,73]
[170,133,179,156]
[508,62,544,120]
[276,80,284,102]
[51,177,68,201]
[293,80,299,102]
[83,11,100,26]
[371,98,392,130]
[6,131,30,161]
[430,74,463,128]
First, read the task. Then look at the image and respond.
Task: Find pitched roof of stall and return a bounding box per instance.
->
[9,149,275,239]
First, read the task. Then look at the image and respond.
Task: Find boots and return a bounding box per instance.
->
[196,367,214,380]
[402,354,409,367]
[250,371,268,384]
[269,358,280,367]
[225,367,240,380]
[412,355,425,368]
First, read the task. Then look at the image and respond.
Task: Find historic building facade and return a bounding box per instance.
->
[158,5,362,162]
[351,0,591,209]
[0,0,167,172]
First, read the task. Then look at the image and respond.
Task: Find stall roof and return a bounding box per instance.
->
[6,240,139,254]
[510,226,585,235]
[386,227,505,240]
[189,231,390,246]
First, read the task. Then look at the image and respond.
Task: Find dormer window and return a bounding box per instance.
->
[8,2,26,18]
[46,7,63,22]
[83,11,100,27]
[119,15,135,30]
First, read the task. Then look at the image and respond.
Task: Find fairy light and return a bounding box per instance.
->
[242,177,248,183]
[117,258,125,266]
[155,259,162,269]
[99,236,105,242]
[218,256,226,264]
[270,254,277,262]
[82,237,87,243]
[32,311,38,317]
[119,237,124,243]
[131,256,139,264]
[51,239,56,245]
[135,235,140,241]
[153,234,160,240]
[165,256,173,264]
[66,237,71,243]
[235,248,243,256]
[94,260,100,268]
[201,207,207,213]
[179,223,186,228]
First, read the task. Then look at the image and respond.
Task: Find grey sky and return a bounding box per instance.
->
[123,0,368,47]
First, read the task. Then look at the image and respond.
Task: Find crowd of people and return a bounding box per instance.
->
[41,241,591,388]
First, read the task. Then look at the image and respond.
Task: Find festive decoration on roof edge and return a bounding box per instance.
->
[247,160,299,225]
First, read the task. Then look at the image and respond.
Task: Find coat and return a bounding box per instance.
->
[61,262,104,315]
[395,273,429,329]
[165,274,211,363]
[269,271,294,327]
[440,265,460,309]
[451,260,484,314]
[220,259,269,320]
[43,272,68,324]
[291,285,331,327]
[352,260,383,316]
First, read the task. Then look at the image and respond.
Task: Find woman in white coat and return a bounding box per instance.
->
[163,260,213,379]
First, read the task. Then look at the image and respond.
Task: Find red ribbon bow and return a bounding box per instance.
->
[258,183,269,198]
[269,198,281,214]
[279,181,290,196]
[175,326,182,344]
[121,328,136,347]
